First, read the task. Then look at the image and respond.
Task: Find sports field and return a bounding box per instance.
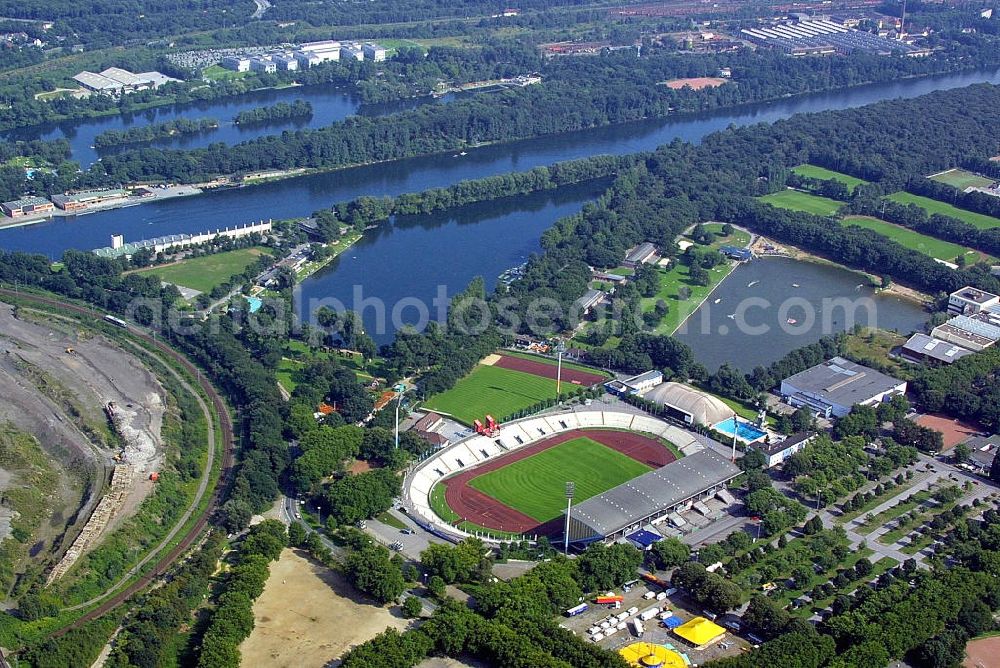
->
[758,190,843,216]
[423,364,559,425]
[841,216,992,263]
[884,192,1000,230]
[469,437,651,522]
[133,247,270,293]
[928,168,994,190]
[792,164,868,191]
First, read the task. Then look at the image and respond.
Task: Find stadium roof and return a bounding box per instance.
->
[644,382,732,425]
[782,357,904,407]
[570,449,739,538]
[674,617,726,647]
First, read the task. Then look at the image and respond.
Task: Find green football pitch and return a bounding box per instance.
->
[468,437,652,522]
[791,164,868,191]
[884,192,1000,230]
[133,247,270,294]
[758,190,843,216]
[423,364,559,425]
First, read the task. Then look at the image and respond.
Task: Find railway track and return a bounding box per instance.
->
[0,289,236,638]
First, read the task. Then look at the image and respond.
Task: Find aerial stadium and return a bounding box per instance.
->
[404,407,740,544]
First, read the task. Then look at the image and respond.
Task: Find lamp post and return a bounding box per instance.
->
[555,340,566,398]
[564,481,575,555]
[393,382,407,449]
[730,412,738,462]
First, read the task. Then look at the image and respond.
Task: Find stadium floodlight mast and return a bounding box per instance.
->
[564,481,575,555]
[393,382,407,449]
[555,340,566,397]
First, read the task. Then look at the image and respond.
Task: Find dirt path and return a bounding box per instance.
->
[240,549,409,668]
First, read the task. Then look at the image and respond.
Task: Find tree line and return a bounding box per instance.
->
[233,100,313,126]
[93,117,219,150]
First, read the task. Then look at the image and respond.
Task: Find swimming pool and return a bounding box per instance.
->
[713,417,767,442]
[247,296,263,313]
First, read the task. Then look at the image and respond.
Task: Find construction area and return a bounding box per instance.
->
[239,548,412,667]
[0,301,166,594]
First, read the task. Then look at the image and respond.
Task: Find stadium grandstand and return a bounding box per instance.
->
[404,408,724,543]
[564,448,739,545]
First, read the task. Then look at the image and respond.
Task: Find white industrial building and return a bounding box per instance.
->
[779,357,907,418]
[93,220,273,259]
[363,43,387,61]
[341,44,364,61]
[948,286,1000,315]
[221,56,251,72]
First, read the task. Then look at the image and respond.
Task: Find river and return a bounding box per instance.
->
[673,257,928,372]
[3,67,998,259]
[5,83,435,167]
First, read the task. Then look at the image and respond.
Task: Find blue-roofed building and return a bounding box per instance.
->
[625,529,662,550]
[719,245,753,262]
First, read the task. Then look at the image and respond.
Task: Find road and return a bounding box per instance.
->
[0,289,235,640]
[251,0,271,19]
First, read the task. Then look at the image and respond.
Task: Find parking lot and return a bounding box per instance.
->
[559,579,752,665]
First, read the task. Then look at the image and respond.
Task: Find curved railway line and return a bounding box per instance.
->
[0,289,235,638]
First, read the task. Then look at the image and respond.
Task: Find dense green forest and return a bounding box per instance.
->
[233,100,312,126]
[92,117,218,149]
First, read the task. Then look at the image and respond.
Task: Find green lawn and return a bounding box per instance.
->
[202,64,252,81]
[885,192,1000,230]
[841,216,992,263]
[792,164,868,191]
[468,437,652,522]
[636,259,734,335]
[758,190,844,216]
[928,168,994,190]
[423,364,561,425]
[133,247,271,294]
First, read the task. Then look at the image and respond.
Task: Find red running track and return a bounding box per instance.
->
[442,428,675,535]
[494,354,607,386]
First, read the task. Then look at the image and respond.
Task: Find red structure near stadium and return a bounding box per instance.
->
[441,429,675,535]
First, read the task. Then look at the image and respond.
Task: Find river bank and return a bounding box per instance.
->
[0,185,203,231]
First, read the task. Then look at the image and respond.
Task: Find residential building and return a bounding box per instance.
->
[294,51,323,68]
[272,54,298,71]
[1,196,54,218]
[963,434,1000,474]
[752,432,817,468]
[900,332,973,365]
[779,357,907,418]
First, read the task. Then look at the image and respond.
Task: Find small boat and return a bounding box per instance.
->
[856,283,864,291]
[714,298,722,304]
[747,280,759,287]
[459,151,468,156]
[791,283,800,288]
[727,313,736,320]
[787,318,798,325]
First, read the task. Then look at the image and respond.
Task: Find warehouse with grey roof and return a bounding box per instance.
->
[779,356,906,418]
[564,448,740,544]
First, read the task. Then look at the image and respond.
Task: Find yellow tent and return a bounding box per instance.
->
[618,642,688,668]
[673,617,726,648]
